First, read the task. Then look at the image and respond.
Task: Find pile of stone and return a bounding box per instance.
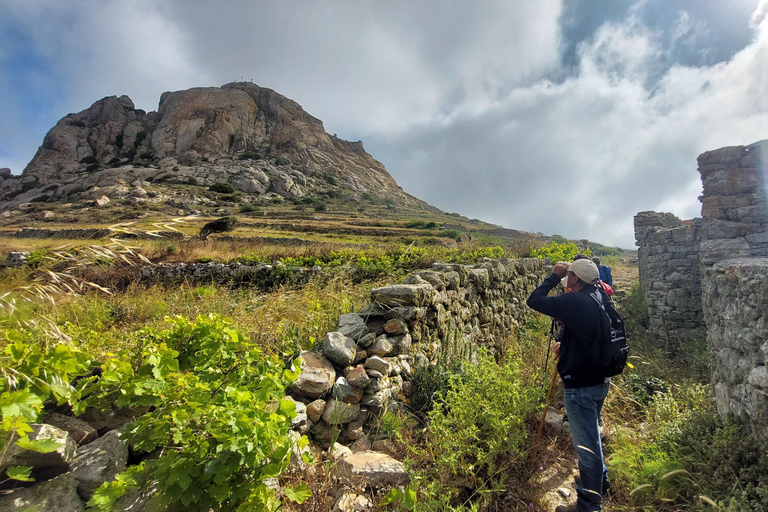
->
[0,412,135,512]
[4,251,29,268]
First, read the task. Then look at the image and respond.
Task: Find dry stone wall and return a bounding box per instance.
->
[633,212,704,342]
[635,139,768,439]
[697,141,768,438]
[286,257,550,448]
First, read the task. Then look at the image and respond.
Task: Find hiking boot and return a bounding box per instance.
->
[554,503,578,512]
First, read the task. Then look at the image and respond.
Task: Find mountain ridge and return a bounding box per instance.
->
[0,82,433,214]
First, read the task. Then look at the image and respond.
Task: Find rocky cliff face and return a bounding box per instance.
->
[0,83,425,211]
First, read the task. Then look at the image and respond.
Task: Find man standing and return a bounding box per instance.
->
[527,259,610,512]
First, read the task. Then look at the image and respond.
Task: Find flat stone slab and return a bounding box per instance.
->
[333,450,409,488]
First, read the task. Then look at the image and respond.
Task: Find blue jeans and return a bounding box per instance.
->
[564,382,610,512]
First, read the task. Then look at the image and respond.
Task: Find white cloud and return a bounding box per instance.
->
[371,3,768,248]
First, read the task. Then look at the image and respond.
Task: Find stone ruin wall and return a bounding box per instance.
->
[635,140,768,438]
[279,257,550,448]
[633,212,704,341]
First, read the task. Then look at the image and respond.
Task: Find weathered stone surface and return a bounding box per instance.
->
[636,140,768,439]
[80,407,145,432]
[383,318,407,335]
[41,413,98,445]
[367,336,392,357]
[322,332,357,367]
[345,365,371,389]
[333,488,373,511]
[356,332,376,348]
[306,399,326,423]
[333,377,364,404]
[4,423,77,476]
[322,398,361,424]
[364,356,392,376]
[0,473,84,512]
[70,429,129,500]
[370,284,435,307]
[4,251,29,268]
[337,313,367,341]
[333,451,409,487]
[371,439,399,458]
[289,351,335,399]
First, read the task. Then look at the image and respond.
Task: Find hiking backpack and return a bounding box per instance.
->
[589,291,629,378]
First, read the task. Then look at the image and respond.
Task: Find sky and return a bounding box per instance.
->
[1,0,767,249]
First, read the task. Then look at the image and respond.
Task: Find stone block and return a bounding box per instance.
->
[370,284,435,307]
[40,413,98,446]
[4,423,77,479]
[321,332,357,367]
[289,351,335,399]
[332,451,409,487]
[70,429,128,500]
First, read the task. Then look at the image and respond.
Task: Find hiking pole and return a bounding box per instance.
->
[530,359,559,463]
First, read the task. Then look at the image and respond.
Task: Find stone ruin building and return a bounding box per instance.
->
[634,139,768,439]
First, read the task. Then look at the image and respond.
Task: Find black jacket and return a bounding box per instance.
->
[527,273,608,389]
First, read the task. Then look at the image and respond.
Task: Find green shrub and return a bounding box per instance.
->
[239,151,262,160]
[25,248,52,268]
[439,229,461,239]
[238,205,260,213]
[209,182,235,194]
[219,194,241,203]
[199,216,237,239]
[86,315,310,511]
[405,220,427,229]
[314,203,327,212]
[323,173,337,185]
[620,281,649,330]
[526,241,588,261]
[424,350,542,505]
[274,157,291,166]
[669,410,768,511]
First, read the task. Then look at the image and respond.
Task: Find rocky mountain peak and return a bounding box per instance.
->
[0,83,427,212]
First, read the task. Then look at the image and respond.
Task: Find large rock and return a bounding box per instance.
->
[0,473,84,512]
[3,423,77,479]
[322,398,361,425]
[41,413,98,445]
[337,313,367,341]
[321,332,357,367]
[289,351,336,399]
[370,284,435,307]
[333,451,409,487]
[332,377,364,404]
[70,429,129,500]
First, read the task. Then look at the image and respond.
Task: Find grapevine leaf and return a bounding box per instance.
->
[16,436,61,453]
[283,482,311,504]
[6,466,34,482]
